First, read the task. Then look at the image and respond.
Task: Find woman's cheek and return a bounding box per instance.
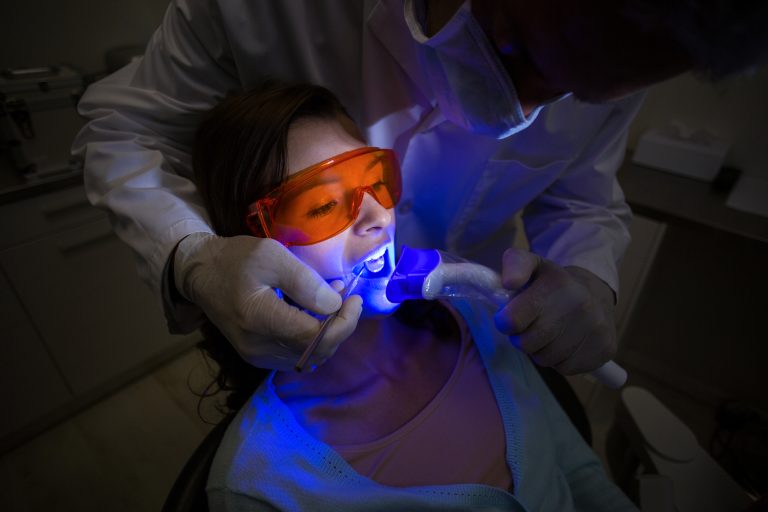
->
[289,238,348,280]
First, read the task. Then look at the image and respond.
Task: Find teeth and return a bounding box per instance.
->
[363,247,387,274]
[366,246,386,261]
[364,255,385,273]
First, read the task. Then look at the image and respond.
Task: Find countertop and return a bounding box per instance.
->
[617,158,768,244]
[0,165,84,206]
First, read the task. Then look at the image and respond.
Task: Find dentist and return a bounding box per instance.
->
[73,0,768,375]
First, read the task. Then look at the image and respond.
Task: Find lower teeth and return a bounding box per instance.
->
[364,256,385,273]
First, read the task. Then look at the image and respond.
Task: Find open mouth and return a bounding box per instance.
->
[360,246,392,279]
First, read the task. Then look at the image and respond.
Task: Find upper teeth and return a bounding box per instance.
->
[365,247,387,262]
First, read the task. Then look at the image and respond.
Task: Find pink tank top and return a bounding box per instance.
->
[331,306,512,491]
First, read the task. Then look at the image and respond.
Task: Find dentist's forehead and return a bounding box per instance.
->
[286,117,365,176]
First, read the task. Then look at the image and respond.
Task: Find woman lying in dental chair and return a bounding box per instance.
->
[192,81,638,512]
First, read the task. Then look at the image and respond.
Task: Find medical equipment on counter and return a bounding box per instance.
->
[0,65,84,179]
[295,267,364,372]
[386,246,628,389]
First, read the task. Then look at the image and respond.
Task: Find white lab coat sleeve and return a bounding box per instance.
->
[522,93,646,297]
[72,0,240,331]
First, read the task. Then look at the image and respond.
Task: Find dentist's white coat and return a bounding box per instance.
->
[74,0,643,331]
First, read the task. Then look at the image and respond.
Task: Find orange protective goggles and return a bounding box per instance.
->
[245,147,402,246]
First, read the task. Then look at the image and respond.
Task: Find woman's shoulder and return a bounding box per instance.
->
[208,379,355,499]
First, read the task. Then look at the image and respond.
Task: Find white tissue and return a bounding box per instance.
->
[632,122,730,182]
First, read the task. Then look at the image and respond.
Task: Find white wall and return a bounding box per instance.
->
[628,68,768,180]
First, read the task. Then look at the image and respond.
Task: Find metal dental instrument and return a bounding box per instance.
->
[294,267,363,372]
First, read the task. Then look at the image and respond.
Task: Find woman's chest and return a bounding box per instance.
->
[275,327,461,445]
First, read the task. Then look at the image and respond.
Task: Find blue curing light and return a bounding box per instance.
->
[385,246,441,303]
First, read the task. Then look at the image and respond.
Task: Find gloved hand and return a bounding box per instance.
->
[174,232,363,371]
[493,247,617,375]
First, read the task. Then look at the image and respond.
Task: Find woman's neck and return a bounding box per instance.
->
[274,306,459,399]
[276,315,413,395]
[272,304,463,444]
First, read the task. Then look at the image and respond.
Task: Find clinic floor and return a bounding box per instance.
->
[0,343,725,512]
[0,348,224,512]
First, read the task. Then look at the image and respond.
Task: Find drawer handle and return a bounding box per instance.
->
[57,224,115,254]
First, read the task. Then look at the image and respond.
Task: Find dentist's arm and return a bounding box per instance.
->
[494,248,619,378]
[74,1,360,369]
[495,94,644,381]
[73,0,240,323]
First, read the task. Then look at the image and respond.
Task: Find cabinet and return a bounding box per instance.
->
[616,161,768,412]
[1,184,198,450]
[1,270,72,440]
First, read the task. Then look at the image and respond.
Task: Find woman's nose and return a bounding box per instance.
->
[353,192,393,235]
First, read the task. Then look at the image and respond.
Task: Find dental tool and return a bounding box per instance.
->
[385,246,628,389]
[295,267,364,372]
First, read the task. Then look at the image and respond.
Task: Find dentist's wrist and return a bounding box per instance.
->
[173,232,216,303]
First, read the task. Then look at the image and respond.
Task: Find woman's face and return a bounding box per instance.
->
[284,116,399,317]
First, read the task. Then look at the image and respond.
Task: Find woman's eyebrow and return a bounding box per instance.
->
[287,177,343,199]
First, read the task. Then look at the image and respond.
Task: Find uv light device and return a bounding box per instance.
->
[386,246,628,389]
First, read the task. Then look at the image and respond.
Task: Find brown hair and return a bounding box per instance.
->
[191,81,355,414]
[193,81,355,237]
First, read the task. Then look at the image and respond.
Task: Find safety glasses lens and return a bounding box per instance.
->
[249,148,400,245]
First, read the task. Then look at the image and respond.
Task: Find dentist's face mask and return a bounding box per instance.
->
[408,1,547,139]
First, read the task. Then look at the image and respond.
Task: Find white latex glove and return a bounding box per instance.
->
[174,232,363,371]
[494,247,617,375]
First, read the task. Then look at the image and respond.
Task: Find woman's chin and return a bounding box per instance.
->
[357,281,400,317]
[360,300,400,318]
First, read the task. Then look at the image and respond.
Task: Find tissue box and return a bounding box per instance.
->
[632,126,730,182]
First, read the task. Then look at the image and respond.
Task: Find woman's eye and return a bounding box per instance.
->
[307,200,338,218]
